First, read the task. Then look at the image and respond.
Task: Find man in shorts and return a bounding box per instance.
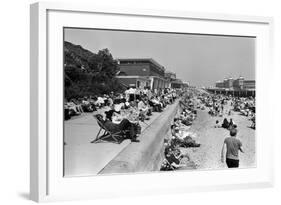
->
[221,128,244,168]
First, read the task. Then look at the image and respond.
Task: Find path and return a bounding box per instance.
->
[64,103,175,177]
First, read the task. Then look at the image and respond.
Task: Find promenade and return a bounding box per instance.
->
[64,101,179,177]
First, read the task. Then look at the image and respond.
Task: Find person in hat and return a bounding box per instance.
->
[221,128,244,168]
[105,105,120,122]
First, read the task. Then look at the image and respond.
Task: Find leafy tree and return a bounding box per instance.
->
[64,41,124,100]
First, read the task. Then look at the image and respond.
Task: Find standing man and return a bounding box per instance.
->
[221,128,244,168]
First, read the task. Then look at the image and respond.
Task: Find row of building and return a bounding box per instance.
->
[205,76,256,97]
[115,58,188,92]
[215,77,255,90]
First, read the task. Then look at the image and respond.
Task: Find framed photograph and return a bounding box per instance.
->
[30,2,274,202]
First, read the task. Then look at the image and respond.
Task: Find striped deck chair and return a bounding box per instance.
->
[90,115,128,144]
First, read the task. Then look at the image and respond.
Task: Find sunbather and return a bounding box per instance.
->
[95,114,139,142]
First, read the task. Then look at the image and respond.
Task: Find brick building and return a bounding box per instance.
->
[116,58,170,91]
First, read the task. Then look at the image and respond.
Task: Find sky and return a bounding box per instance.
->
[64,28,255,87]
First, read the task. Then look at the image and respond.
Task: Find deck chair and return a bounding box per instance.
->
[90,115,129,144]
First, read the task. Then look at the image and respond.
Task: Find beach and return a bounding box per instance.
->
[180,98,256,170]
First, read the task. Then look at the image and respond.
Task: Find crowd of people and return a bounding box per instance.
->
[232,97,255,129]
[65,86,182,142]
[161,89,256,170]
[65,85,255,169]
[161,91,201,171]
[197,93,255,130]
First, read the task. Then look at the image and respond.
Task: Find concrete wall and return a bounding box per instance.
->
[99,100,180,174]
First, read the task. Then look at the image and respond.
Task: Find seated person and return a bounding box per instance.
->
[95,96,105,108]
[104,106,121,122]
[173,148,190,161]
[137,100,150,121]
[221,118,229,129]
[126,106,140,123]
[228,118,236,130]
[95,114,139,142]
[65,101,81,115]
[149,97,162,112]
[160,158,175,171]
[170,124,177,136]
[107,97,114,107]
[89,96,98,111]
[250,116,255,129]
[172,118,182,129]
[164,148,186,169]
[81,97,93,112]
[179,113,193,126]
[70,99,84,113]
[124,100,130,109]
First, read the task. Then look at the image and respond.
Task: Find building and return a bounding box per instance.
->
[243,80,255,89]
[164,71,187,89]
[165,71,176,81]
[164,71,176,88]
[215,76,255,90]
[215,80,224,88]
[212,76,255,97]
[232,76,244,90]
[171,79,183,89]
[116,58,170,91]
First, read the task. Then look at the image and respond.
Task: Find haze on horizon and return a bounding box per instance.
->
[64,28,255,87]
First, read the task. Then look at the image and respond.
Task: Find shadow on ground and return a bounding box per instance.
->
[18,192,29,200]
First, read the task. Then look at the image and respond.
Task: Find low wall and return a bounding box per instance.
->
[99,100,180,174]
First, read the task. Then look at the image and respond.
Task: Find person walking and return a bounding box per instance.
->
[221,128,244,168]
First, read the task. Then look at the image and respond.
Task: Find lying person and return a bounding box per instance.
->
[95,114,139,142]
[179,112,194,126]
[171,128,200,148]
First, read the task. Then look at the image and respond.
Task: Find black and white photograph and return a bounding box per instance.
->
[63,28,256,177]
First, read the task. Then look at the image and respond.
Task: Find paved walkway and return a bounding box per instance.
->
[64,104,174,177]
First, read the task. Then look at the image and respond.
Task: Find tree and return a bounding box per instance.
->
[64,42,124,100]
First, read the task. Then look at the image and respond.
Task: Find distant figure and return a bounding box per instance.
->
[221,129,244,168]
[214,120,220,128]
[228,118,235,130]
[221,118,229,129]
